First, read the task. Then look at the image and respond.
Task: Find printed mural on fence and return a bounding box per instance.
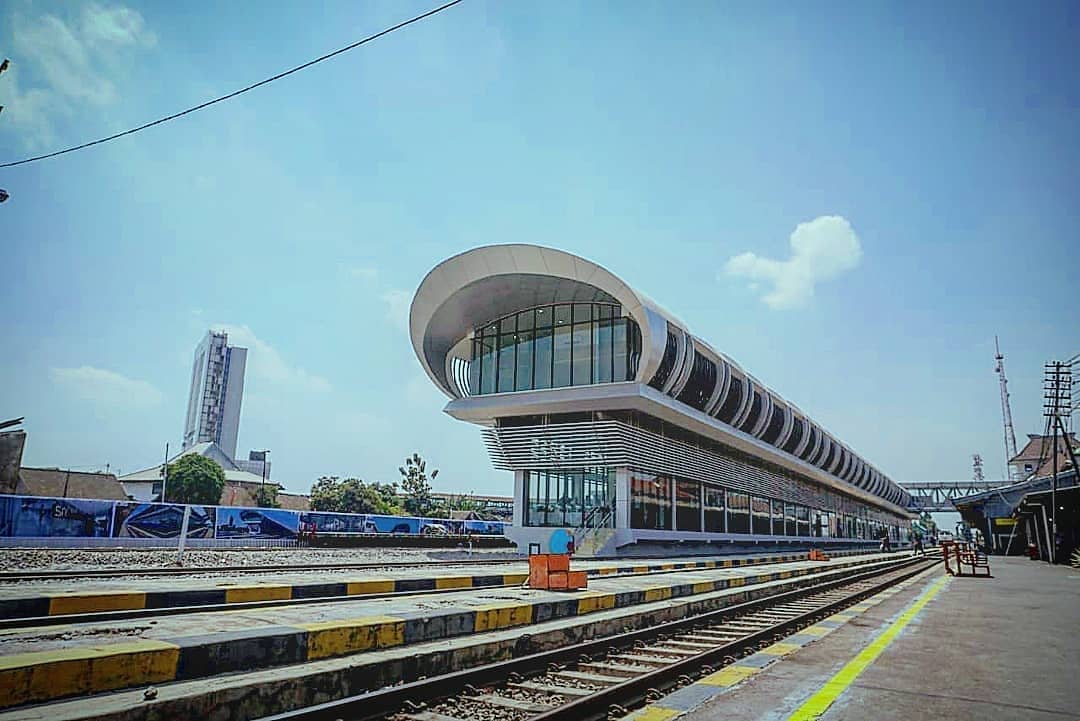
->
[0,494,509,539]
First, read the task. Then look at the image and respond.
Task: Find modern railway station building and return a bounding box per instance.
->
[410,245,914,556]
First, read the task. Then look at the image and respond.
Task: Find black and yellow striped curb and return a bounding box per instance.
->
[622,568,948,721]
[0,550,869,620]
[0,553,884,709]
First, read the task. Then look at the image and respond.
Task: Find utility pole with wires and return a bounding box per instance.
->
[1043,360,1075,564]
[995,337,1020,481]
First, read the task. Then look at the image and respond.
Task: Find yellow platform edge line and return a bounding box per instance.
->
[786,575,949,721]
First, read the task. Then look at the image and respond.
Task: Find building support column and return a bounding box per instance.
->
[615,467,631,530]
[512,470,526,528]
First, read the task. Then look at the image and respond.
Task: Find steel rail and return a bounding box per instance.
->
[0,555,882,629]
[256,555,934,721]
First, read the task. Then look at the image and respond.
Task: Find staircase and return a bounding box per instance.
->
[575,505,616,557]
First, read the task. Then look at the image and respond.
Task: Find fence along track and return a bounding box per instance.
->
[0,557,516,583]
[258,556,934,721]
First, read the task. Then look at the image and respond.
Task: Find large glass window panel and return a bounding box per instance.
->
[727,491,750,533]
[785,503,797,536]
[561,470,583,527]
[594,320,613,384]
[751,496,771,535]
[571,322,592,386]
[499,315,516,335]
[533,328,553,389]
[479,336,497,395]
[468,340,481,395]
[526,471,555,527]
[796,505,811,537]
[553,325,572,387]
[572,303,591,323]
[515,330,534,392]
[704,486,725,532]
[517,308,534,331]
[554,304,572,327]
[612,319,628,381]
[675,480,701,532]
[497,333,516,393]
[535,305,553,328]
[771,499,785,535]
[630,472,671,530]
[582,468,615,527]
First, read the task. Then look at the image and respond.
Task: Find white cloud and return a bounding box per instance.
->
[348,266,379,282]
[724,215,863,309]
[3,3,156,149]
[210,324,332,393]
[51,366,163,409]
[380,289,411,331]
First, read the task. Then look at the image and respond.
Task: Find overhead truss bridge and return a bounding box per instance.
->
[900,480,1006,512]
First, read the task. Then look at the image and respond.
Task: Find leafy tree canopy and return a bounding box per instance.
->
[399,453,438,517]
[310,476,402,515]
[165,455,226,505]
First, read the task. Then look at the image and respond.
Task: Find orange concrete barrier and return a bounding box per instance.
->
[528,553,587,590]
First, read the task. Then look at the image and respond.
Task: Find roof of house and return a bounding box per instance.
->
[277,492,311,511]
[16,467,129,501]
[120,442,268,485]
[1010,433,1078,463]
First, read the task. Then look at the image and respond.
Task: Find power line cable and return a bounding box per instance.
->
[0,0,464,169]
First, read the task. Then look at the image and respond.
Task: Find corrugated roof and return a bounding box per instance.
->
[17,467,128,501]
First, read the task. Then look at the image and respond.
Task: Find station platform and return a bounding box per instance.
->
[0,549,863,619]
[0,551,900,714]
[626,556,1080,721]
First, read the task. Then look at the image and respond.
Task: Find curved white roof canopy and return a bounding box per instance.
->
[410,244,911,509]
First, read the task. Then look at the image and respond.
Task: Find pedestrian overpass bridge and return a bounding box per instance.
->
[899,480,1006,512]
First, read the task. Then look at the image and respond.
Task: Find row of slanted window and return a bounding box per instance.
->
[629,472,902,541]
[469,303,642,395]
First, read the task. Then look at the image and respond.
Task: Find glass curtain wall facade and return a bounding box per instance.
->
[470,303,641,396]
[524,468,615,528]
[621,470,904,542]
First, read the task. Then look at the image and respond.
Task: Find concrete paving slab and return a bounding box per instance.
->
[0,552,899,709]
[640,557,1080,721]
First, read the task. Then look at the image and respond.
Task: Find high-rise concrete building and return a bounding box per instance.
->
[182,331,247,459]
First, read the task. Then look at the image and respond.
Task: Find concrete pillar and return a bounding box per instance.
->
[615,467,631,530]
[512,470,526,527]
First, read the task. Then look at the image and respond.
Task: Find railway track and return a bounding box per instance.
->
[0,554,872,629]
[0,558,518,583]
[258,556,935,721]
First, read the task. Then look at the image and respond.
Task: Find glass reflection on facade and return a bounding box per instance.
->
[470,303,641,396]
[630,472,672,530]
[675,480,701,531]
[727,491,750,533]
[524,468,614,528]
[616,472,902,541]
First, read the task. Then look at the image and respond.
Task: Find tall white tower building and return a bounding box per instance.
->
[182,331,247,459]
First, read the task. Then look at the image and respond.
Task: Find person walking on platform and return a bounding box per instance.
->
[912,534,925,557]
[879,530,892,553]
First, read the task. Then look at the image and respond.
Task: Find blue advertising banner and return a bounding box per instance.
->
[215,507,299,539]
[113,503,215,538]
[0,496,114,537]
[0,494,509,540]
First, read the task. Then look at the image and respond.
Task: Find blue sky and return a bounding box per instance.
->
[1,1,1076,497]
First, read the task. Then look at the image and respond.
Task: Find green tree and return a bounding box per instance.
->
[399,453,438,517]
[253,484,280,508]
[165,455,226,505]
[310,476,403,514]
